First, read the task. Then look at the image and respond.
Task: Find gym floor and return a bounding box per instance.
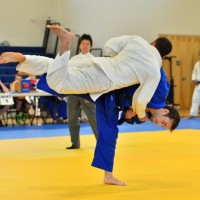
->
[0,118,200,200]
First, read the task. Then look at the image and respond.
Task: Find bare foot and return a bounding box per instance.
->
[0,52,25,64]
[47,25,75,55]
[104,171,126,186]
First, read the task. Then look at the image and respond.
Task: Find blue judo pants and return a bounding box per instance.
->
[37,74,120,172]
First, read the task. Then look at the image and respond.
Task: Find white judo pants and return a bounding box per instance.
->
[46,52,112,95]
[17,51,112,96]
[190,85,200,116]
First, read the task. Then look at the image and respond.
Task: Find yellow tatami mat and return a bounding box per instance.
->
[0,129,200,200]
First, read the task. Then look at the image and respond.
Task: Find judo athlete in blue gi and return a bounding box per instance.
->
[91,67,180,186]
[35,67,179,186]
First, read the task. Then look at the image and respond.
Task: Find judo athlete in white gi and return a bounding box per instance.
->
[0,25,172,122]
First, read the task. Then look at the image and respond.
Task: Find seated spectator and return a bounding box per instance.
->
[39,96,67,123]
[0,80,11,126]
[10,74,32,124]
[24,74,39,116]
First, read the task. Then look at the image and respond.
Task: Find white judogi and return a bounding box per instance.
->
[16,35,161,118]
[190,61,200,116]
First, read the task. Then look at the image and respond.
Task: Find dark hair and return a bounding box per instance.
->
[78,34,93,47]
[154,37,172,58]
[164,105,180,132]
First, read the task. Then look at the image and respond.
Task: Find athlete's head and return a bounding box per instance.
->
[151,37,172,58]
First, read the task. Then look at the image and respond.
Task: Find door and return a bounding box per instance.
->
[159,34,200,109]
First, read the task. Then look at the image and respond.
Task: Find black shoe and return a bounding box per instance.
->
[56,118,65,124]
[188,116,198,119]
[66,145,79,149]
[0,120,4,127]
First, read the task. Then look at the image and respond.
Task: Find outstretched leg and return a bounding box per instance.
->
[104,171,126,186]
[47,25,75,55]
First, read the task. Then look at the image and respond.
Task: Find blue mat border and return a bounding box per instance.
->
[0,118,199,140]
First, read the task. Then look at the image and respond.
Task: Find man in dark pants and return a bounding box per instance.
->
[67,95,97,149]
[67,34,98,149]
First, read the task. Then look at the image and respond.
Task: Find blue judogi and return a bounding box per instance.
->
[91,67,169,171]
[37,67,169,172]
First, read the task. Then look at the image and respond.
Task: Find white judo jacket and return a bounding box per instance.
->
[17,35,162,118]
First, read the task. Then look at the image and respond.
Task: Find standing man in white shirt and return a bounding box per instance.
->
[67,34,98,149]
[189,59,200,118]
